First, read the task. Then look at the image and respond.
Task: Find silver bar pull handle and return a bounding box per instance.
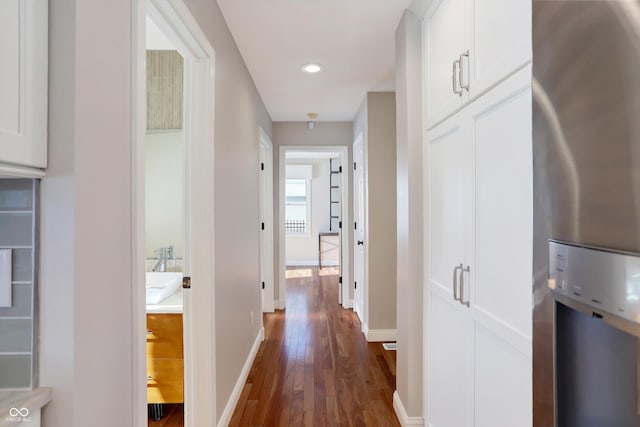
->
[459,265,471,307]
[452,59,462,96]
[459,50,470,92]
[453,264,463,301]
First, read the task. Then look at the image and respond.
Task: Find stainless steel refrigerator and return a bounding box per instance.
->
[533,2,640,426]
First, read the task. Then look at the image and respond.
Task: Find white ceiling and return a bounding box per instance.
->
[217,0,413,122]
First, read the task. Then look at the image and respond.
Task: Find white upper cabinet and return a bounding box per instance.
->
[468,0,531,99]
[424,0,466,128]
[424,0,531,128]
[0,0,48,171]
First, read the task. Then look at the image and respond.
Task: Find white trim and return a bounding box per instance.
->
[0,163,45,178]
[362,321,397,342]
[259,127,275,313]
[131,1,148,425]
[279,146,351,310]
[133,1,216,425]
[217,328,264,427]
[393,391,425,427]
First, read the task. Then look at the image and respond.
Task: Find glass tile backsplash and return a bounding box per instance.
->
[0,179,38,389]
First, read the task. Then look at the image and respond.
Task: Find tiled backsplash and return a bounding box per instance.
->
[0,179,38,389]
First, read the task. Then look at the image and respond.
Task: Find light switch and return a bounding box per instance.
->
[0,249,12,308]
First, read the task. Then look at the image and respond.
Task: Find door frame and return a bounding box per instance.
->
[259,127,275,313]
[132,1,216,425]
[278,145,351,309]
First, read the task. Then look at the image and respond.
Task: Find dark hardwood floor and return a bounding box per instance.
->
[230,267,399,427]
[147,403,183,427]
[148,267,398,426]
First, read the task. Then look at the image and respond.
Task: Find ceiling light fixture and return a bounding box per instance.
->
[301,63,323,73]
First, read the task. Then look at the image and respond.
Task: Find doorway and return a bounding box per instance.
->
[133,1,216,426]
[278,146,350,310]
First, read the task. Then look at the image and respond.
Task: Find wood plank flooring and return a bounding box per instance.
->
[148,267,398,426]
[230,267,399,427]
[147,403,183,427]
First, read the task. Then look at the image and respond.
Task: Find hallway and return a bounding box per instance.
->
[230,267,400,426]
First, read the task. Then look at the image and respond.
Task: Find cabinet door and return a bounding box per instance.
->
[0,0,47,169]
[424,0,467,128]
[469,66,532,427]
[426,288,473,427]
[425,113,470,297]
[467,0,531,98]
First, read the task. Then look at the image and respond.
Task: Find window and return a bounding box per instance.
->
[285,178,310,234]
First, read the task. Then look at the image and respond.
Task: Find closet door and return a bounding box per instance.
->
[424,0,467,128]
[425,111,473,427]
[469,66,533,427]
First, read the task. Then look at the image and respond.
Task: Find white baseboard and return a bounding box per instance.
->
[393,391,424,426]
[341,298,353,309]
[362,321,396,342]
[274,300,285,310]
[217,328,264,427]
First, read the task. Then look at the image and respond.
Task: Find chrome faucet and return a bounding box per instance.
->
[152,245,174,272]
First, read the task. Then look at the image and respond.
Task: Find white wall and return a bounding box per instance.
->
[394,9,424,419]
[285,159,339,266]
[145,130,184,258]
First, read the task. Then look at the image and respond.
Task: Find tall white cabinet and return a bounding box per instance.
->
[423,0,533,425]
[0,0,48,174]
[424,0,531,128]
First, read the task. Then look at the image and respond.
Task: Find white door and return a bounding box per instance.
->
[353,134,365,321]
[468,0,531,98]
[0,0,47,168]
[259,130,275,313]
[424,0,466,128]
[468,66,532,427]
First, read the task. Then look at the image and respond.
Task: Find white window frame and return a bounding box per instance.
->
[285,177,311,237]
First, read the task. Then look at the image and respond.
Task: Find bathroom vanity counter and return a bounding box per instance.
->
[146,288,183,314]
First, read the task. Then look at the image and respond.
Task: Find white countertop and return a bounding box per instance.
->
[146,288,183,313]
[0,387,51,426]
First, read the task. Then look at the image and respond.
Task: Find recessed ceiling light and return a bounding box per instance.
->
[301,63,323,73]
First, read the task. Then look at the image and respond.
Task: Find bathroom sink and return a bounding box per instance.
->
[146,272,182,305]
